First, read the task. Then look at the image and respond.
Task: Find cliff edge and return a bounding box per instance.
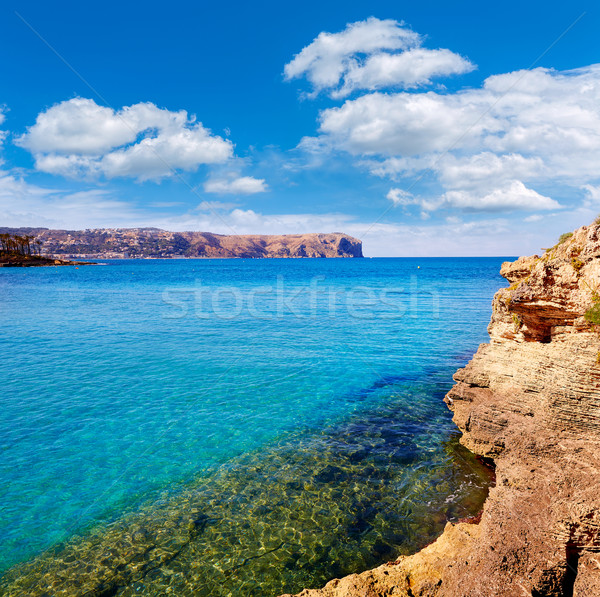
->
[284,222,600,597]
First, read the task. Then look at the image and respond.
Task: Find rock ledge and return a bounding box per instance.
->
[284,222,600,597]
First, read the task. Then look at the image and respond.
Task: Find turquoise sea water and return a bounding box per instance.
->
[0,258,507,595]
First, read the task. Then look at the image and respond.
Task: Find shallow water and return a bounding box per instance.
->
[0,257,507,594]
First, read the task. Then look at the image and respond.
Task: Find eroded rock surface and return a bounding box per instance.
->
[284,223,600,597]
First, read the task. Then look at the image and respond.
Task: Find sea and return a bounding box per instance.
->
[0,257,508,596]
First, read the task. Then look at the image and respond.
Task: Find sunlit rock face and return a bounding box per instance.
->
[286,221,600,597]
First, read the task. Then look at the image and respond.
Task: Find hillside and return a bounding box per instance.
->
[0,228,363,259]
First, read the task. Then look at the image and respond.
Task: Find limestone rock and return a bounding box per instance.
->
[285,221,600,596]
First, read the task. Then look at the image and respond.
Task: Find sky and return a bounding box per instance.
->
[0,0,599,256]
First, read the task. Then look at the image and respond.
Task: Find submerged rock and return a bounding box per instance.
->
[284,220,600,596]
[0,385,490,596]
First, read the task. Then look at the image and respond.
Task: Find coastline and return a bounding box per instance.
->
[284,222,600,596]
[0,255,92,267]
[0,377,492,596]
[0,228,364,260]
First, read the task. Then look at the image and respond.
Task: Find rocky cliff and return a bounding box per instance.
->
[0,228,363,259]
[285,222,600,596]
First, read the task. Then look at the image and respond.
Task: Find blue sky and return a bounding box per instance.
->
[0,0,598,256]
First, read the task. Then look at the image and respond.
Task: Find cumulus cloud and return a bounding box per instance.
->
[332,48,474,98]
[203,176,268,194]
[319,65,600,164]
[439,181,560,211]
[437,153,546,190]
[284,17,473,98]
[17,98,233,181]
[319,91,494,155]
[388,181,559,213]
[308,64,600,213]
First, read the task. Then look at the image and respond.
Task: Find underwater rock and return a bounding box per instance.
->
[0,390,490,596]
[283,220,600,596]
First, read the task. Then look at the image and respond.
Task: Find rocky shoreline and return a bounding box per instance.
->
[0,255,91,267]
[284,222,600,596]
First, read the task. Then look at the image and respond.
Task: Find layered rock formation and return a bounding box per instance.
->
[285,222,600,596]
[0,228,363,259]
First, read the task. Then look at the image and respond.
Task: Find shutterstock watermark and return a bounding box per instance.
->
[161,274,439,320]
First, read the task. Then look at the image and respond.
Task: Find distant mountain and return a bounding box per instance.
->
[0,227,363,259]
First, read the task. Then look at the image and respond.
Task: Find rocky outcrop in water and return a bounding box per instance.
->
[285,221,600,596]
[0,228,363,259]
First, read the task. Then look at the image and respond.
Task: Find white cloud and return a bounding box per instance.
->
[196,200,239,211]
[582,184,600,203]
[284,17,472,98]
[387,181,560,213]
[0,171,143,229]
[308,64,600,213]
[524,214,544,223]
[363,155,438,180]
[437,153,545,190]
[203,176,268,194]
[387,188,416,206]
[332,48,474,98]
[19,99,136,154]
[0,107,7,154]
[0,171,54,203]
[320,65,600,164]
[319,91,495,155]
[440,181,560,211]
[17,98,233,181]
